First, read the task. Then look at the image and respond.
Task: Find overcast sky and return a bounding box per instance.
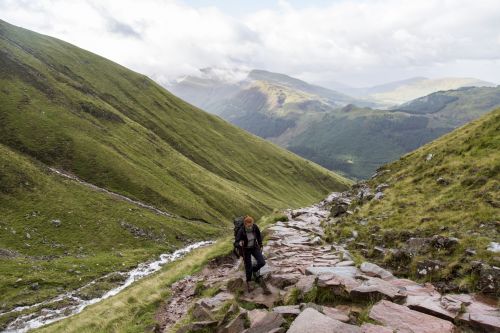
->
[1,0,500,87]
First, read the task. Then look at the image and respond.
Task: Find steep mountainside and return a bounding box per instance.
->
[0,19,350,316]
[288,86,500,179]
[326,108,500,292]
[168,69,372,143]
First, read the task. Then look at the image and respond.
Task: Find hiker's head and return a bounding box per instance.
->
[244,216,254,230]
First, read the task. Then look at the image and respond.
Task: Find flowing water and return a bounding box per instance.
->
[2,241,213,333]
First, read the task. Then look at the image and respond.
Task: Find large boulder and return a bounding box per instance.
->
[287,308,362,333]
[369,300,456,333]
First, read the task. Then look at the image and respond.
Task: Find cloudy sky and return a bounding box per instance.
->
[1,0,500,87]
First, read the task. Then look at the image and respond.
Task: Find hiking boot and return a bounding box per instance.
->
[246,282,254,293]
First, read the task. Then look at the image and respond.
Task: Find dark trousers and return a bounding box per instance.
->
[243,246,266,282]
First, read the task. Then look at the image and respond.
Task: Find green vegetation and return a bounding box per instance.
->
[290,87,500,180]
[0,142,218,318]
[326,109,500,290]
[34,238,235,333]
[0,18,350,317]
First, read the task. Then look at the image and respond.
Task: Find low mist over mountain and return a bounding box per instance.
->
[169,69,499,179]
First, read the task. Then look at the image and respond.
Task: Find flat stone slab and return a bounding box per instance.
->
[287,308,362,333]
[351,277,407,302]
[369,300,456,333]
[272,305,301,316]
[336,260,356,267]
[317,273,361,295]
[197,292,234,309]
[405,294,461,321]
[306,266,358,278]
[360,262,394,280]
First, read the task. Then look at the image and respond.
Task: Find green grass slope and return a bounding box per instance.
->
[327,109,499,291]
[0,142,219,321]
[0,19,350,225]
[0,19,350,318]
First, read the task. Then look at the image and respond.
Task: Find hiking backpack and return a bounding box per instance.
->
[233,216,245,257]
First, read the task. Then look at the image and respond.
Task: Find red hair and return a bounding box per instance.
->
[244,216,254,224]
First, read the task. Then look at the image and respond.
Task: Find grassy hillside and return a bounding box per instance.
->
[326,109,500,290]
[289,87,500,179]
[0,19,349,224]
[0,19,350,318]
[0,142,219,320]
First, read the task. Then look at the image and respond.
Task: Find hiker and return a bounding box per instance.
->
[235,216,265,291]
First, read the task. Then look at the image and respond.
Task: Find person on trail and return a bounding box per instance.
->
[235,216,266,291]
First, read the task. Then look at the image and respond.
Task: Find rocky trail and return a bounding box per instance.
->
[157,192,500,333]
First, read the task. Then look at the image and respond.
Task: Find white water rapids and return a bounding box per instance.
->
[2,241,213,333]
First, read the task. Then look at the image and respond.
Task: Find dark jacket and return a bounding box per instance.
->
[235,224,262,248]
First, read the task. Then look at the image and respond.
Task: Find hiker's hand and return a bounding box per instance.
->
[239,241,244,246]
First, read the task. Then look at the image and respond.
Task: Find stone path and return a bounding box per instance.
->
[158,193,500,333]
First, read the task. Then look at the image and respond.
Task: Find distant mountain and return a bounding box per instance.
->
[288,86,500,179]
[168,69,374,144]
[170,69,500,180]
[0,20,350,314]
[364,77,495,106]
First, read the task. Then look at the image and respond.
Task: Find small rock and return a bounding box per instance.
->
[431,235,459,250]
[426,153,433,161]
[465,248,477,256]
[374,192,384,200]
[375,183,389,192]
[436,177,450,185]
[272,305,301,317]
[30,282,40,290]
[488,242,500,253]
[51,219,62,227]
[416,260,445,277]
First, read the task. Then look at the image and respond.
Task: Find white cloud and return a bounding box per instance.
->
[1,0,499,86]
